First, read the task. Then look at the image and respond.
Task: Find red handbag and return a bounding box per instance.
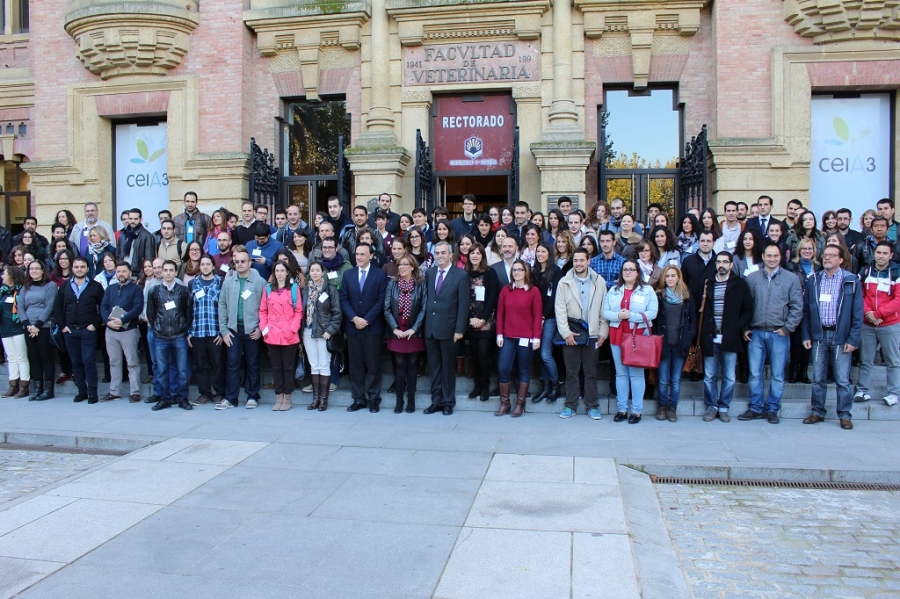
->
[620,313,663,369]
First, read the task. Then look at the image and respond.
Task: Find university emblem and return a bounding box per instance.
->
[464,136,483,159]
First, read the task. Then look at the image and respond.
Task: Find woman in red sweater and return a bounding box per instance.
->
[495,259,543,417]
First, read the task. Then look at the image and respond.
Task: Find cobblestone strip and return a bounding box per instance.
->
[0,449,116,505]
[656,484,900,599]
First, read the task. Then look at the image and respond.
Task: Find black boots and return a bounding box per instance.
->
[28,380,44,401]
[34,380,54,401]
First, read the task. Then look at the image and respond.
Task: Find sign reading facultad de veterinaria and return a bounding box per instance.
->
[404,41,539,87]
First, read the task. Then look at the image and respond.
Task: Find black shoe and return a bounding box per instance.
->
[405,396,416,413]
[394,399,404,414]
[87,396,98,404]
[799,374,812,384]
[369,401,380,413]
[129,394,141,403]
[144,394,159,404]
[737,409,765,421]
[468,387,481,400]
[545,382,560,403]
[177,399,193,410]
[613,412,627,422]
[423,404,442,414]
[387,382,396,394]
[151,400,172,411]
[347,401,366,412]
[490,388,500,397]
[73,392,87,403]
[628,413,642,424]
[765,411,780,424]
[442,406,453,415]
[531,383,549,403]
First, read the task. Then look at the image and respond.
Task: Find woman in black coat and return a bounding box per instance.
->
[464,243,500,402]
[532,243,563,403]
[652,265,697,422]
[384,253,427,413]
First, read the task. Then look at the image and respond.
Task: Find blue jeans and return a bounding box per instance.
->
[748,329,790,414]
[147,328,164,398]
[657,344,686,407]
[810,330,853,419]
[64,327,98,397]
[703,345,737,412]
[224,329,261,405]
[539,319,559,383]
[497,337,534,384]
[611,343,645,414]
[154,336,189,403]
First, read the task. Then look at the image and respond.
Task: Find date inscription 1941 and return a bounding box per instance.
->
[404,41,539,87]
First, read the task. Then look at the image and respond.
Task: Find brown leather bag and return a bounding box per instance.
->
[683,283,706,375]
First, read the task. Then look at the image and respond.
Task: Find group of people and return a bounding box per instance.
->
[1,192,894,431]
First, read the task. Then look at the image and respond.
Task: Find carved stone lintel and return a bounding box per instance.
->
[784,0,900,44]
[388,0,550,46]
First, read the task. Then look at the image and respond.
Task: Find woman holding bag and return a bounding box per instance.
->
[652,265,696,422]
[259,262,305,411]
[602,258,659,423]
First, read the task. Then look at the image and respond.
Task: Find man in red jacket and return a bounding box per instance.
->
[856,241,900,406]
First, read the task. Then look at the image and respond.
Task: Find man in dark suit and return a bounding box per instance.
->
[490,235,518,287]
[744,195,781,241]
[339,244,388,412]
[423,241,469,415]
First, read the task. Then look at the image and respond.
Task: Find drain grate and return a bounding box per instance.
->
[650,476,900,491]
[0,443,129,456]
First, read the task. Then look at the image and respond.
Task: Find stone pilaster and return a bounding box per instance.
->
[530,141,596,210]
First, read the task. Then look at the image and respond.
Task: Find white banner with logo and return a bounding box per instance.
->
[115,122,169,233]
[810,95,891,219]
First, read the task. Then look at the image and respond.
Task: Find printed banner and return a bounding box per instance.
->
[432,95,514,172]
[115,122,169,232]
[809,95,891,218]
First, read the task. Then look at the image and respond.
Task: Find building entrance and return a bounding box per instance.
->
[440,175,508,220]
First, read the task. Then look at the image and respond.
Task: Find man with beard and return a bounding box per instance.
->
[117,208,156,272]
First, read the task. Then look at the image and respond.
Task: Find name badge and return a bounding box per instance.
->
[194,289,205,299]
[747,264,759,274]
[669,259,678,266]
[726,240,736,249]
[3,297,13,304]
[878,281,891,293]
[251,249,262,257]
[327,271,337,279]
[632,295,646,305]
[262,326,269,336]
[518,338,530,347]
[220,264,230,273]
[241,289,252,300]
[318,292,329,302]
[714,334,722,344]
[187,226,194,235]
[83,229,89,237]
[475,286,485,301]
[164,301,176,310]
[819,293,832,303]
[546,287,552,297]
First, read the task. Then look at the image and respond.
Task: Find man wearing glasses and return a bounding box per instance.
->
[800,244,863,430]
[212,232,234,275]
[699,252,753,423]
[740,244,802,424]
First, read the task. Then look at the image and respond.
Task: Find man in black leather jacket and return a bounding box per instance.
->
[146,260,193,411]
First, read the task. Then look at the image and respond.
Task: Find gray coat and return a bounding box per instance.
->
[19,283,58,328]
[218,269,266,336]
[745,267,803,333]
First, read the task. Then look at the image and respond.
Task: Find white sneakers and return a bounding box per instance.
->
[215,399,234,410]
[246,399,258,409]
[884,394,898,406]
[853,391,871,403]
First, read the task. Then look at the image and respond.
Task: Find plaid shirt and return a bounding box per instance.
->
[188,275,222,338]
[589,253,625,288]
[817,270,842,328]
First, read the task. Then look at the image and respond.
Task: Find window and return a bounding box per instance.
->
[287,100,350,177]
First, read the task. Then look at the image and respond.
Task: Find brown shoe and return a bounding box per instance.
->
[280,392,292,411]
[272,393,284,411]
[512,382,528,418]
[190,395,212,406]
[666,406,678,422]
[99,393,121,402]
[840,418,853,430]
[2,379,19,397]
[14,380,30,398]
[655,405,667,420]
[802,414,825,424]
[56,373,72,385]
[495,382,511,416]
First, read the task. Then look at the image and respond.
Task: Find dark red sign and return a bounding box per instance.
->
[433,95,514,172]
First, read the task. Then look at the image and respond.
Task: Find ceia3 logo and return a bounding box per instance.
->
[464,136,483,159]
[818,116,875,174]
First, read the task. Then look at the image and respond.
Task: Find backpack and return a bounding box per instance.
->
[265,282,298,308]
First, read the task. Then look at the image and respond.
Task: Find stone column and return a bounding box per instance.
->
[545,0,581,141]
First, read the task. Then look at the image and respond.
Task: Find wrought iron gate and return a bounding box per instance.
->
[508,126,519,206]
[337,134,352,215]
[249,137,279,220]
[678,124,708,218]
[414,128,435,213]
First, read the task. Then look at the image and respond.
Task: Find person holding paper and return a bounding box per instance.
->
[99,261,144,403]
[245,222,284,281]
[146,260,192,411]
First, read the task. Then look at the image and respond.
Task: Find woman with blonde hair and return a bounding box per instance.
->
[554,230,576,273]
[652,265,696,422]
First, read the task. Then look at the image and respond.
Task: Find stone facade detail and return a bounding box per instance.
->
[576,0,707,88]
[783,0,900,44]
[386,0,550,45]
[64,2,199,80]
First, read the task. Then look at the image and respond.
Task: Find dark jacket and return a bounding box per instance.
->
[302,283,342,339]
[699,275,753,355]
[801,268,863,348]
[465,267,500,338]
[117,225,156,272]
[339,265,388,337]
[173,210,212,244]
[536,264,563,320]
[53,278,104,330]
[384,279,426,339]
[854,236,900,274]
[147,281,193,340]
[424,265,469,339]
[100,282,144,330]
[681,252,717,305]
[653,294,697,355]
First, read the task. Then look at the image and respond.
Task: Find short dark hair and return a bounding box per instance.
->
[836,208,852,218]
[253,222,270,237]
[573,246,590,259]
[24,216,37,225]
[353,205,368,215]
[757,195,773,205]
[116,261,133,271]
[788,198,804,209]
[699,230,715,241]
[515,201,530,211]
[877,198,894,209]
[130,208,143,218]
[763,243,782,256]
[184,191,198,201]
[871,216,889,227]
[557,196,572,206]
[875,240,894,251]
[724,201,738,210]
[599,229,616,241]
[736,202,748,210]
[254,204,268,213]
[412,207,427,217]
[461,193,476,204]
[715,250,733,263]
[648,203,663,212]
[327,195,341,206]
[158,210,172,219]
[162,260,178,270]
[274,209,287,218]
[160,219,174,228]
[72,256,89,268]
[434,207,449,217]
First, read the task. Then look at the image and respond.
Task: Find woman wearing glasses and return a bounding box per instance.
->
[495,260,542,417]
[602,259,659,423]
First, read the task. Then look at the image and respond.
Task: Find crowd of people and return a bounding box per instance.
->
[1,191,894,431]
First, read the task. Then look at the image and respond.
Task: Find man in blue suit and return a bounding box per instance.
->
[340,244,388,413]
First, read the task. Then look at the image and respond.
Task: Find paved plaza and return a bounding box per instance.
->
[1,386,899,598]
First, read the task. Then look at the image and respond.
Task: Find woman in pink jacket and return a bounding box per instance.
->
[259,261,304,411]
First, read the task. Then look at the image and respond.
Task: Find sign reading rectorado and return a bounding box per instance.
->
[404,41,539,87]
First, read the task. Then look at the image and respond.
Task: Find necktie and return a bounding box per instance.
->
[436,269,445,294]
[761,217,767,234]
[359,268,367,290]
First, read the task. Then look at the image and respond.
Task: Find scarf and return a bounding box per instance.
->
[521,247,536,266]
[184,260,201,277]
[1,285,19,323]
[664,287,684,305]
[676,232,697,253]
[120,225,140,257]
[397,277,415,329]
[89,240,110,257]
[474,231,494,247]
[321,252,345,272]
[799,258,813,276]
[306,278,325,325]
[638,260,653,281]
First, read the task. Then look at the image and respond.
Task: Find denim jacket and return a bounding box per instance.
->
[601,284,659,330]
